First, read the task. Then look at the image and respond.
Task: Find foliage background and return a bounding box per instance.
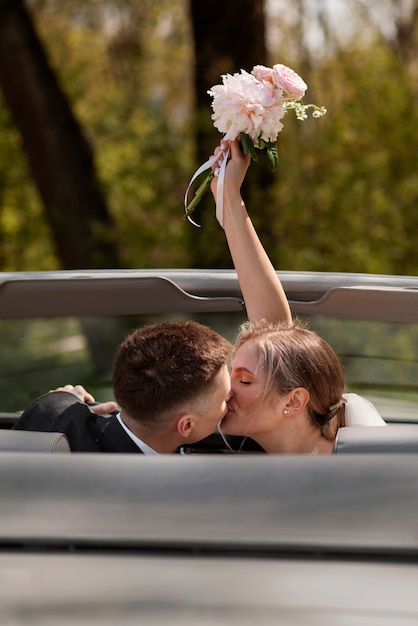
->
[0,0,418,412]
[1,0,417,274]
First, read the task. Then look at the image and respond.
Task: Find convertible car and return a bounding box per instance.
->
[1,269,418,625]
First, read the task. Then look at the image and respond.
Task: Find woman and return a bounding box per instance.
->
[211,139,386,454]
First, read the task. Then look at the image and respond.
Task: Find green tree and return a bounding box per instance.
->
[262,0,418,274]
[0,0,121,269]
[0,99,55,270]
[1,0,418,275]
[0,0,194,270]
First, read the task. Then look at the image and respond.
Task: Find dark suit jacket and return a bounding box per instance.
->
[13,392,261,455]
[12,391,142,453]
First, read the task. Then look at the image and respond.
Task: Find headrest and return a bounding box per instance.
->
[334,425,418,454]
[0,430,70,453]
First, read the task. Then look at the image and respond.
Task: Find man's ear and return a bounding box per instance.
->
[176,413,194,438]
[285,387,310,414]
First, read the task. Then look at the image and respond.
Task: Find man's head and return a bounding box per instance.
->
[112,321,233,450]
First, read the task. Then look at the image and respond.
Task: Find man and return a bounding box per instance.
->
[13,321,232,454]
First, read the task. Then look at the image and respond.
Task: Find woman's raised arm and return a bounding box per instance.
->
[210,139,292,324]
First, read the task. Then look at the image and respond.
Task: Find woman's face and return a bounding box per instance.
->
[222,341,283,436]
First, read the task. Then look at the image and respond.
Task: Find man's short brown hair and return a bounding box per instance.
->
[112,321,233,432]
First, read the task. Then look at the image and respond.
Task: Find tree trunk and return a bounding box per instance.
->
[393,0,418,64]
[0,0,121,269]
[188,0,275,268]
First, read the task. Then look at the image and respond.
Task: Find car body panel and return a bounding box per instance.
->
[1,553,418,625]
[1,269,418,320]
[1,453,417,555]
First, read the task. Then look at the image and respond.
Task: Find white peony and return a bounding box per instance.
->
[208,70,286,143]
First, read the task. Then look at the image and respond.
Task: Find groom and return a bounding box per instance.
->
[13,320,234,454]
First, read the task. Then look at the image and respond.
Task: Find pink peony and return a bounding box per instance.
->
[208,70,285,143]
[252,64,276,84]
[271,64,307,100]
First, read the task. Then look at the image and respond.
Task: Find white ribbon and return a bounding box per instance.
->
[214,144,230,228]
[184,144,231,228]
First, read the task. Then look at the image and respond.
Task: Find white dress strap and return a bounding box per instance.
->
[343,393,386,426]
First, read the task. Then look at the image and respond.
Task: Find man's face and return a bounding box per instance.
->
[189,363,231,443]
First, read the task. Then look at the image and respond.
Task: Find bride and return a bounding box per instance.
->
[211,139,386,454]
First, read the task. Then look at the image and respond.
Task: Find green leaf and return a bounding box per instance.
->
[240,133,258,162]
[265,142,279,171]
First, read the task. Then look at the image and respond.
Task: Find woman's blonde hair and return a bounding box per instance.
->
[234,320,346,440]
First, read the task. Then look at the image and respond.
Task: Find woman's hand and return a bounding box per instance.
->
[209,139,251,203]
[50,384,118,414]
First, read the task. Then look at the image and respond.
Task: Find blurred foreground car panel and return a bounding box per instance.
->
[1,553,417,625]
[1,454,418,624]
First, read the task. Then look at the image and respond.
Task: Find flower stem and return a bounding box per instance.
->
[184,170,215,220]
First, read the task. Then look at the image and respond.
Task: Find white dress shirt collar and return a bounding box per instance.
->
[116,412,159,455]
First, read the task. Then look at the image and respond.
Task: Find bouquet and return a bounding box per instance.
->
[184,63,326,226]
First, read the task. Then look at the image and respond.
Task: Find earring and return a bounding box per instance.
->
[283,409,290,415]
